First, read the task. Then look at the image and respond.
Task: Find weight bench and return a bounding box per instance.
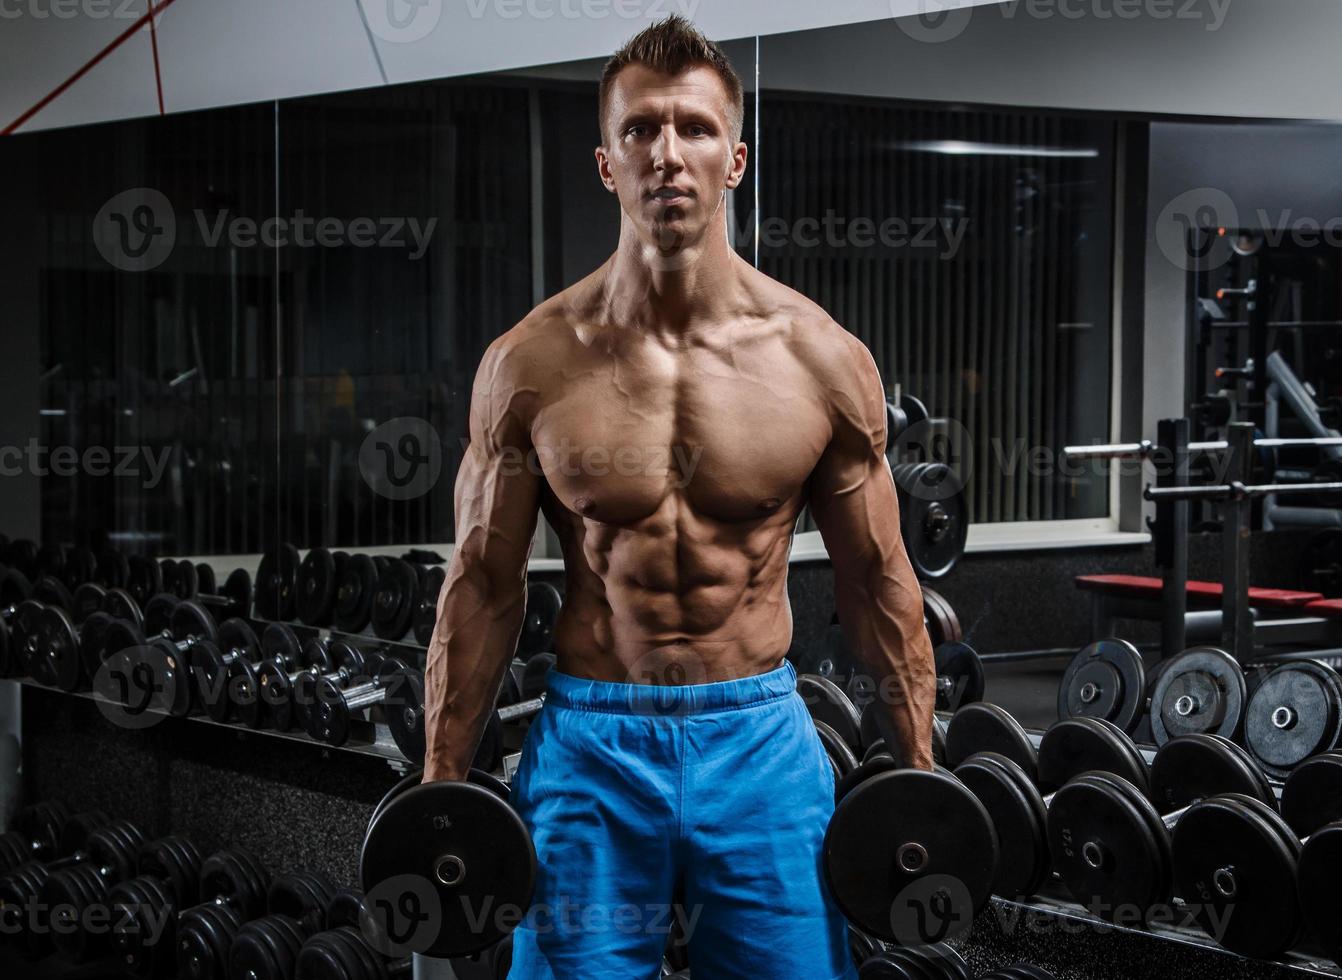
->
[1076,573,1329,645]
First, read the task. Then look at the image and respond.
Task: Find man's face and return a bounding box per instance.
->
[597,64,748,252]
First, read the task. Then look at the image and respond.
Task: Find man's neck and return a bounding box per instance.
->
[600,210,749,340]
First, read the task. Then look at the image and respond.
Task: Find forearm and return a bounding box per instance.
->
[421,566,527,782]
[835,566,937,770]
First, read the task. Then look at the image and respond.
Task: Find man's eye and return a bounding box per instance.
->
[627,125,648,138]
[688,125,709,137]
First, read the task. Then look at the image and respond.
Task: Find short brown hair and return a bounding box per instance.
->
[599,16,745,144]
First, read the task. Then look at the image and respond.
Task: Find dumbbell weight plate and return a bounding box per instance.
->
[384,663,427,765]
[954,751,1051,899]
[63,547,98,593]
[823,769,997,944]
[520,651,556,702]
[195,563,217,596]
[0,567,33,605]
[1299,821,1342,965]
[125,556,163,606]
[1038,716,1149,796]
[32,605,83,692]
[921,587,962,649]
[199,846,272,920]
[945,702,1040,784]
[1149,647,1247,745]
[70,582,107,625]
[1057,638,1146,735]
[1171,794,1302,958]
[108,875,177,977]
[173,559,199,600]
[103,587,143,632]
[1149,733,1274,813]
[814,720,860,780]
[333,555,378,634]
[143,593,178,638]
[359,778,537,958]
[34,543,66,580]
[167,599,217,646]
[255,543,300,623]
[518,581,562,660]
[159,559,181,598]
[1244,660,1342,778]
[294,640,365,731]
[1279,751,1342,839]
[798,674,863,757]
[95,550,129,590]
[892,462,969,581]
[296,548,337,626]
[370,559,418,641]
[34,574,74,612]
[934,641,985,712]
[1046,770,1171,921]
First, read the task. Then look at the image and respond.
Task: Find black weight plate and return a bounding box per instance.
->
[1038,717,1147,796]
[169,599,218,645]
[814,719,860,780]
[333,554,378,633]
[1171,796,1302,958]
[325,887,367,930]
[307,675,357,745]
[253,660,293,730]
[174,559,199,600]
[1046,772,1169,920]
[1298,822,1342,965]
[520,651,556,702]
[860,952,914,979]
[6,538,38,579]
[1149,647,1247,745]
[195,562,218,596]
[218,618,261,662]
[1245,661,1342,778]
[102,587,143,631]
[887,947,939,980]
[518,581,562,660]
[892,462,968,580]
[385,664,427,765]
[836,754,900,804]
[370,559,418,641]
[255,543,299,623]
[145,636,194,717]
[143,593,178,638]
[1280,752,1342,838]
[95,550,129,589]
[209,567,251,622]
[125,556,162,606]
[945,702,1039,784]
[934,641,985,712]
[296,548,336,626]
[33,574,73,612]
[932,715,948,768]
[823,769,997,944]
[798,674,863,756]
[794,620,862,689]
[233,658,265,729]
[10,599,47,676]
[954,752,1050,899]
[921,587,961,649]
[70,582,106,625]
[63,547,98,592]
[158,559,181,598]
[194,641,237,723]
[36,605,83,692]
[1150,733,1273,813]
[359,779,537,958]
[0,566,33,605]
[261,622,303,672]
[1058,638,1146,734]
[413,565,447,647]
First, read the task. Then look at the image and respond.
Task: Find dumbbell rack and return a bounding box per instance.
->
[7,618,444,774]
[967,724,1342,979]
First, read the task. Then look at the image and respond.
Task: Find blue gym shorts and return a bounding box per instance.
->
[506,659,858,979]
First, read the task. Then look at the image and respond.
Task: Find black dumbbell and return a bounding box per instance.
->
[361,769,533,960]
[255,630,340,733]
[45,831,200,964]
[332,555,379,634]
[0,594,49,679]
[368,559,428,642]
[0,817,146,958]
[95,597,221,717]
[226,870,338,980]
[1241,658,1342,778]
[295,549,347,627]
[305,653,422,747]
[0,801,107,873]
[155,559,253,623]
[175,846,274,980]
[255,542,301,623]
[292,639,377,734]
[191,619,266,725]
[1168,749,1342,961]
[109,834,207,978]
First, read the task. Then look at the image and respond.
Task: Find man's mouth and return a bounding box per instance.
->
[651,188,691,204]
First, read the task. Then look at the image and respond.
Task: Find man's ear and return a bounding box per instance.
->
[595,145,617,193]
[724,141,748,190]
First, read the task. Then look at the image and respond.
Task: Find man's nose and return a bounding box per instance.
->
[653,127,685,173]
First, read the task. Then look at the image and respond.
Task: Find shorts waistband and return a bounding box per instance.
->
[543,660,798,715]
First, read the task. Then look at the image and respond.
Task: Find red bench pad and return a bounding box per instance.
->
[1076,574,1323,608]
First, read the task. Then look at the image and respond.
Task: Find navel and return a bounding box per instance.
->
[758,497,781,512]
[574,495,597,515]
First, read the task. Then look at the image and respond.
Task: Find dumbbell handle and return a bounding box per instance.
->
[498,696,545,724]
